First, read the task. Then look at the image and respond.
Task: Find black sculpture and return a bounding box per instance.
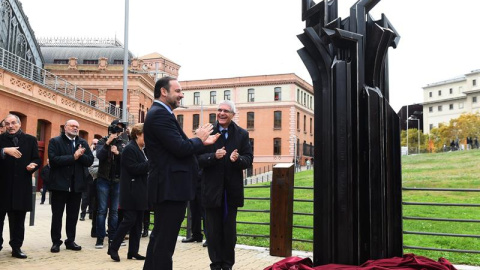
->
[297,0,402,266]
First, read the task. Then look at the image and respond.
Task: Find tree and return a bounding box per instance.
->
[428,113,480,151]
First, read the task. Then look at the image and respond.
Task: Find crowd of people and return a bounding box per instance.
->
[0,76,254,270]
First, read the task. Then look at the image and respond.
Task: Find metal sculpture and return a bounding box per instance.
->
[297,0,402,266]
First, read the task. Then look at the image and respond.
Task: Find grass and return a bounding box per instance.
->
[173,150,480,265]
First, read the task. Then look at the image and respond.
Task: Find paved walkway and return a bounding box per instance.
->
[0,193,306,270]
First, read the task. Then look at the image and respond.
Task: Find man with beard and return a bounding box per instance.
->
[0,114,41,258]
[143,76,220,270]
[48,119,93,253]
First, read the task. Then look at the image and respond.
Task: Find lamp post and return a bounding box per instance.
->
[408,116,420,154]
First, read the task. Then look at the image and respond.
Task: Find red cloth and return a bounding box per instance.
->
[264,254,457,270]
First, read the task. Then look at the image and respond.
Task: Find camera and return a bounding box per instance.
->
[108,124,125,135]
[108,120,127,135]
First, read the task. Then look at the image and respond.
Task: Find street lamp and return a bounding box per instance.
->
[408,116,420,154]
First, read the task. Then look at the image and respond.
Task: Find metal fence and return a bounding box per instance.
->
[180,173,480,255]
[0,47,134,123]
[402,187,480,254]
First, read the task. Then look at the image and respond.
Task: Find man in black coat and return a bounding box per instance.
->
[143,76,220,270]
[0,114,41,259]
[198,100,253,270]
[48,119,94,253]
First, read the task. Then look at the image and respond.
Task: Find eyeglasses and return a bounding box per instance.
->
[217,109,232,114]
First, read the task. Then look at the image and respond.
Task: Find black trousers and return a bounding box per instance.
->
[143,201,187,270]
[111,209,143,254]
[205,206,238,270]
[0,210,27,248]
[189,187,205,240]
[89,180,97,235]
[50,190,82,245]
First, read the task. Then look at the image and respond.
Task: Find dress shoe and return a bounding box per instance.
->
[203,240,208,247]
[65,242,82,251]
[79,216,85,221]
[181,237,202,243]
[108,248,120,262]
[51,243,61,253]
[12,248,27,259]
[127,253,146,260]
[142,230,149,237]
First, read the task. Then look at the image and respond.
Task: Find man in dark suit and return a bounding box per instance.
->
[198,100,253,270]
[143,76,220,270]
[0,114,41,259]
[48,119,94,253]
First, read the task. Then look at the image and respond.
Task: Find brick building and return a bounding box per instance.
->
[178,73,314,171]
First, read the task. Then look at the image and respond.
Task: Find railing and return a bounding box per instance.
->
[402,187,480,254]
[179,174,480,256]
[0,46,134,123]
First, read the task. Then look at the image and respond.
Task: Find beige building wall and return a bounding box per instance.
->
[423,70,480,133]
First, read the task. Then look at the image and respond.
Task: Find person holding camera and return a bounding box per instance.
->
[95,120,128,249]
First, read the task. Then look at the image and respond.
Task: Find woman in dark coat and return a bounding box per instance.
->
[108,123,148,262]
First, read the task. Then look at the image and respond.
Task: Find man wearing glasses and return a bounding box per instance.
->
[197,100,253,270]
[48,120,94,253]
[0,114,41,259]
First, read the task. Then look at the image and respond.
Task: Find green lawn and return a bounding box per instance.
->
[176,150,480,265]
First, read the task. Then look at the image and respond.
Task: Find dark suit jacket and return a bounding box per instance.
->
[0,132,41,211]
[198,121,253,208]
[48,133,94,193]
[144,102,204,204]
[119,140,149,210]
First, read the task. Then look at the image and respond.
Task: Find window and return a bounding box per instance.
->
[247,112,254,129]
[193,92,200,105]
[83,59,98,65]
[310,117,313,134]
[209,113,216,124]
[113,60,124,65]
[192,114,199,130]
[473,79,477,86]
[429,124,433,130]
[303,93,306,105]
[449,88,453,94]
[438,105,442,112]
[303,115,306,132]
[459,102,464,109]
[449,104,453,110]
[210,91,217,104]
[224,90,231,100]
[248,88,255,102]
[297,89,300,103]
[274,87,281,101]
[297,112,300,130]
[473,97,477,103]
[274,111,282,129]
[177,115,184,129]
[429,92,432,97]
[273,138,281,155]
[310,96,313,108]
[249,138,254,154]
[429,107,433,112]
[438,90,441,96]
[53,59,68,64]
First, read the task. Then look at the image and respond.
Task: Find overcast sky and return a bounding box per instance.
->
[19,0,480,111]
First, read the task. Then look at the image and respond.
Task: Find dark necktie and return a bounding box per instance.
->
[221,129,228,140]
[72,141,76,154]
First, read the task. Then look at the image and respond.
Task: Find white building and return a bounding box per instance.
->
[422,69,480,133]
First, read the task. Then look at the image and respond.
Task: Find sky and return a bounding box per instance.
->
[18,0,480,112]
